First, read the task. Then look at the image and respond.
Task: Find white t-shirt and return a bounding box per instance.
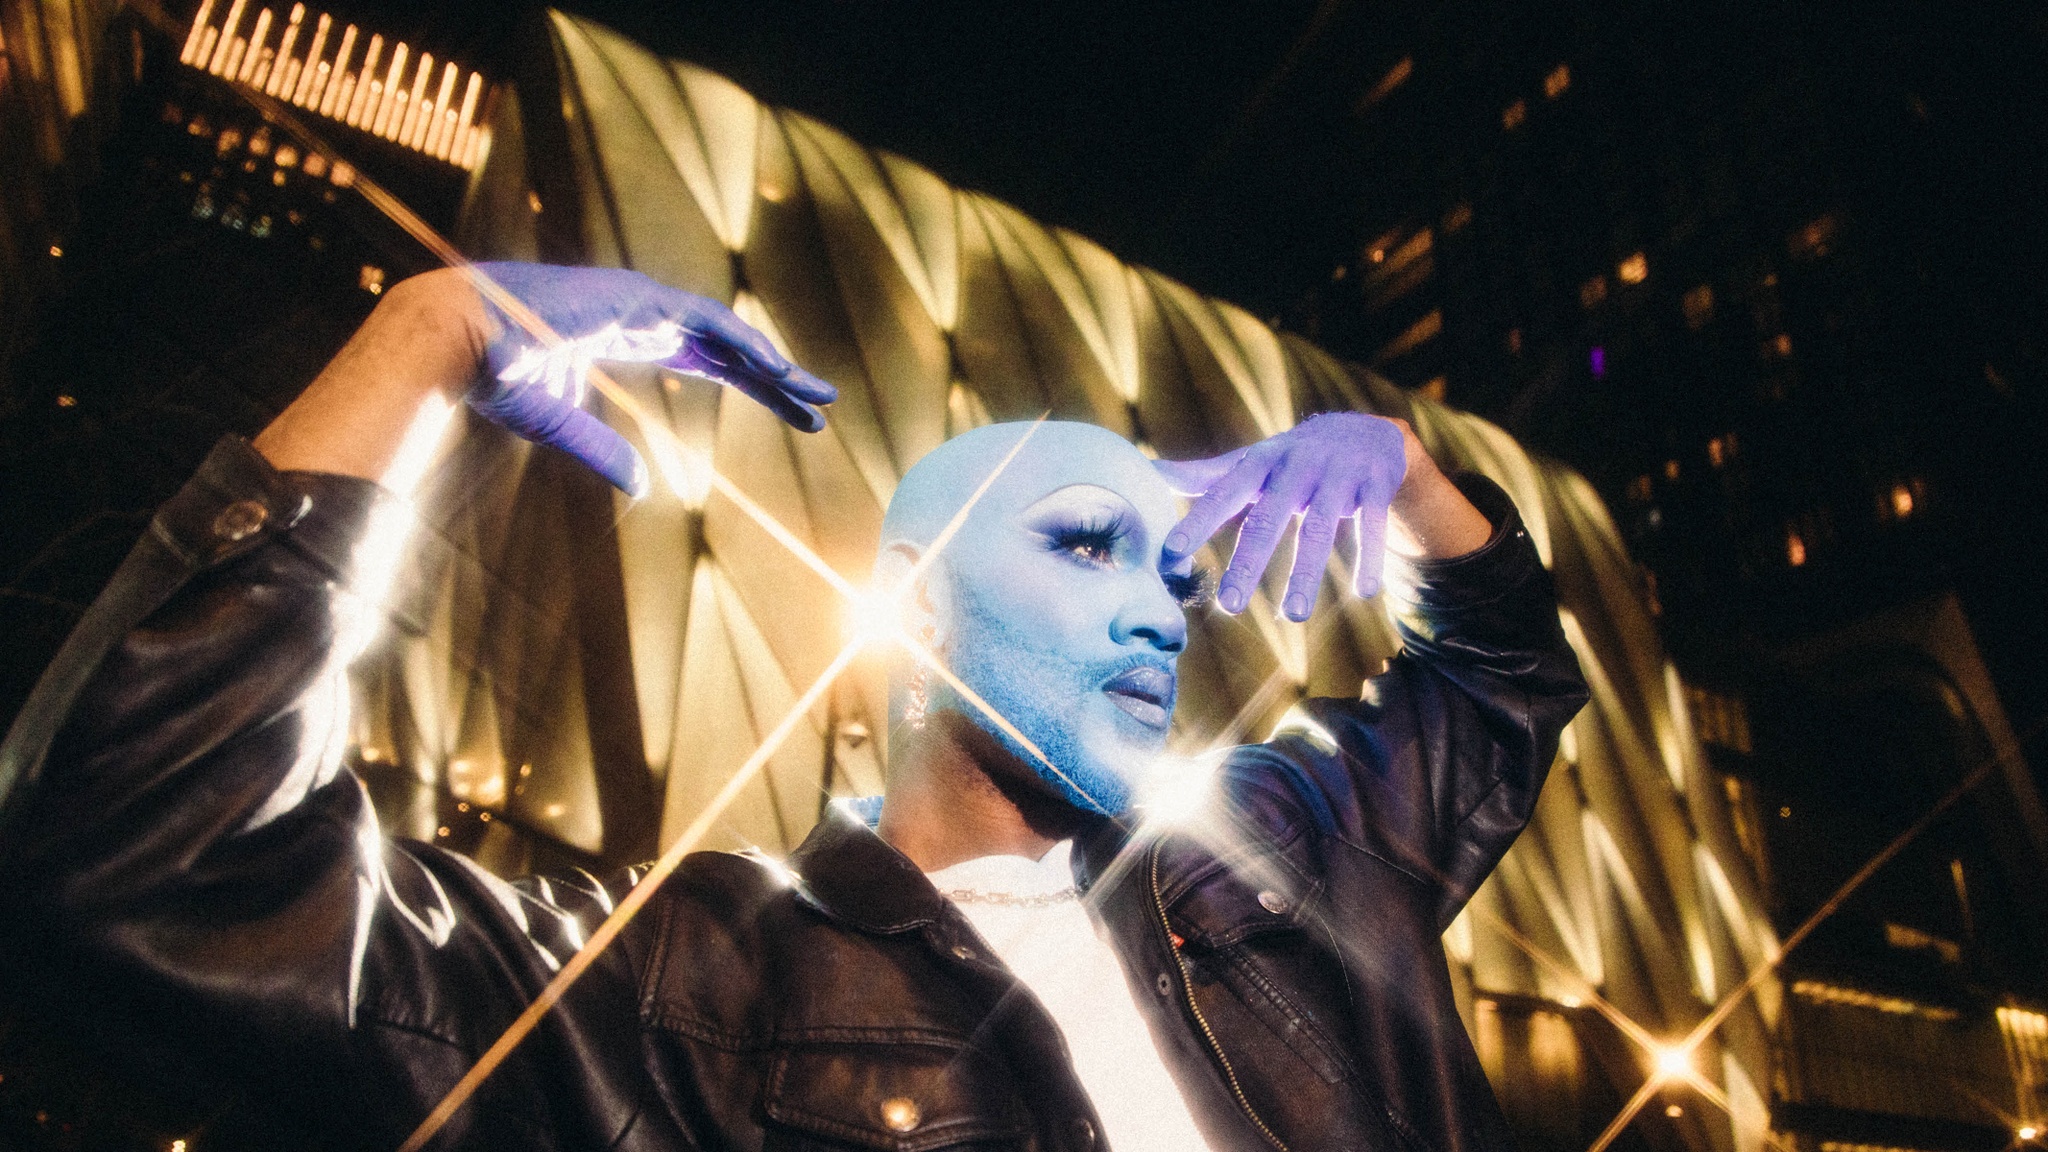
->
[925,841,1216,1152]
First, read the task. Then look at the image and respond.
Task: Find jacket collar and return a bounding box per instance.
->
[788,799,1141,933]
[787,801,949,934]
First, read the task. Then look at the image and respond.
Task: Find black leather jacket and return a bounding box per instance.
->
[0,436,1587,1152]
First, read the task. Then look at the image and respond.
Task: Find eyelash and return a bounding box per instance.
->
[1047,513,1130,568]
[1165,566,1216,610]
[1046,515,1214,609]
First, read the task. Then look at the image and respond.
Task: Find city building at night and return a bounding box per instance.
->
[1,2,2043,1151]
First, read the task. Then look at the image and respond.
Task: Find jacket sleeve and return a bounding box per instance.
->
[1229,474,1590,929]
[0,436,643,1145]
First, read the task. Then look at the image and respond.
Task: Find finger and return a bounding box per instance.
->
[1217,463,1318,615]
[676,293,793,378]
[1281,492,1350,621]
[1162,452,1269,561]
[470,388,649,497]
[1353,478,1397,599]
[1153,450,1244,497]
[732,377,830,433]
[774,365,839,405]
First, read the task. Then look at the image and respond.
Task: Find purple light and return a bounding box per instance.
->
[1590,345,1607,378]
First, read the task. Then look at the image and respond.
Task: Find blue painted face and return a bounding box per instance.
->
[884,423,1196,815]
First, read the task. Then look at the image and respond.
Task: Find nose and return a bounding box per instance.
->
[1112,572,1187,654]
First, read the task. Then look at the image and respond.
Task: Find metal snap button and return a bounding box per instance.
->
[212,499,269,542]
[1257,890,1290,915]
[879,1096,921,1133]
[950,944,976,961]
[1069,1116,1098,1148]
[1155,972,1174,996]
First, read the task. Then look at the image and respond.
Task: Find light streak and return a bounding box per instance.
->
[393,637,868,1152]
[129,8,1068,1143]
[137,12,2047,1152]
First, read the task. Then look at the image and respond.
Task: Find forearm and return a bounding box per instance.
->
[252,267,487,491]
[1386,429,1493,561]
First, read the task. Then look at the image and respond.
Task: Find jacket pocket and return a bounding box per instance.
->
[762,1040,1031,1151]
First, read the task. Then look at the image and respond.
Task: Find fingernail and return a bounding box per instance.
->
[1284,593,1308,620]
[1166,532,1188,555]
[1219,586,1246,614]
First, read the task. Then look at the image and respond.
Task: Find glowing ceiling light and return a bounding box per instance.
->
[2019,1126,2039,1142]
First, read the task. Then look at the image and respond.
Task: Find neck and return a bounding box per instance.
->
[877,713,1081,871]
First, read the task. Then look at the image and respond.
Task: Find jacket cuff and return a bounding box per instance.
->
[1383,472,1541,613]
[151,435,395,588]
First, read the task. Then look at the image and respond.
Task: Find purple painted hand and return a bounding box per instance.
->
[1156,412,1410,620]
[466,262,837,496]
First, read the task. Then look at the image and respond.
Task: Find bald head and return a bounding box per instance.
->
[881,421,1175,556]
[878,420,1190,815]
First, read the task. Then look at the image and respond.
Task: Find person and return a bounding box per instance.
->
[0,264,1588,1151]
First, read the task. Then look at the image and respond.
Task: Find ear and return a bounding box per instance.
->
[874,542,950,651]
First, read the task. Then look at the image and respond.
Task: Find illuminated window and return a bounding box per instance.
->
[1786,529,1806,567]
[1506,327,1523,355]
[1442,202,1473,233]
[1544,64,1571,99]
[179,1,491,168]
[358,264,386,294]
[1373,309,1442,364]
[1579,275,1608,309]
[1883,922,1961,964]
[1765,333,1793,358]
[1663,459,1680,481]
[1683,683,1752,754]
[1589,346,1606,378]
[1626,475,1653,503]
[1877,477,1925,521]
[1788,213,1839,260]
[1682,284,1715,328]
[1355,56,1413,114]
[1502,99,1527,130]
[1617,252,1648,284]
[1796,981,1959,1021]
[1383,228,1432,272]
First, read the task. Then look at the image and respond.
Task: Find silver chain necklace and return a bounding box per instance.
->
[941,886,1079,908]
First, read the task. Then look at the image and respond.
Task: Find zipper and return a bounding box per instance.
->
[1148,841,1291,1152]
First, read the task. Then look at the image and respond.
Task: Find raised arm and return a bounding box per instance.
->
[0,264,835,1144]
[1156,414,1587,924]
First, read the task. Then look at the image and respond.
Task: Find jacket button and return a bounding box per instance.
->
[1257,890,1290,915]
[879,1096,921,1132]
[1155,972,1174,997]
[1069,1116,1098,1148]
[212,499,270,542]
[950,944,976,961]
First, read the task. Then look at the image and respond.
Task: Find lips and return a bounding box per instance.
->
[1102,665,1176,731]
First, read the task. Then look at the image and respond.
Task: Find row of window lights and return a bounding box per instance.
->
[176,108,358,188]
[358,750,575,833]
[1501,63,1572,130]
[1625,437,1741,502]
